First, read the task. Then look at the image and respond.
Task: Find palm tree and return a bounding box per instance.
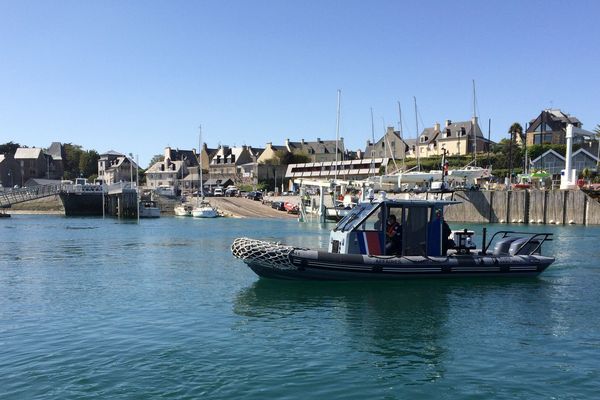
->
[507,123,523,185]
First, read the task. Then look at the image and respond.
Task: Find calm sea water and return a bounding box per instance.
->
[1,215,599,399]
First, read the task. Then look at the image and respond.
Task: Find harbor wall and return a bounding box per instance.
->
[442,189,599,226]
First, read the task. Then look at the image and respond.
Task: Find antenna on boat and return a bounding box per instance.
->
[414,96,420,171]
[370,107,376,178]
[335,89,341,181]
[472,79,477,166]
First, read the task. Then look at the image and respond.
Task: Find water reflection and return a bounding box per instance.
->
[234,279,454,381]
[233,277,563,383]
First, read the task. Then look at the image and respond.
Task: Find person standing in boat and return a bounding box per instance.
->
[442,219,455,255]
[385,214,402,255]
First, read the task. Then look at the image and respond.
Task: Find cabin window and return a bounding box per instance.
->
[356,208,384,231]
[402,206,430,256]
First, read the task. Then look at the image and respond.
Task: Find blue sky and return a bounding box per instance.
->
[1,0,598,167]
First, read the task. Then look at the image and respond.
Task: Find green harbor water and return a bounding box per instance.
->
[1,215,599,399]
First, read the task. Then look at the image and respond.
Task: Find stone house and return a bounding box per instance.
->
[208,145,254,179]
[98,151,139,184]
[285,138,344,163]
[0,154,21,188]
[145,147,199,192]
[14,148,47,185]
[414,117,492,158]
[365,127,410,160]
[526,109,583,146]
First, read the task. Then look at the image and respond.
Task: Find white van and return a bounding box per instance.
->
[213,187,224,197]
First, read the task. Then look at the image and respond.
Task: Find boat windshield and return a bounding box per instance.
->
[334,202,377,232]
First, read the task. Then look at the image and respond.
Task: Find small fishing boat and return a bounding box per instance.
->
[232,192,555,280]
[139,200,160,218]
[174,202,194,216]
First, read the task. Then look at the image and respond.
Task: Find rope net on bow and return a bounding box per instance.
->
[231,237,297,270]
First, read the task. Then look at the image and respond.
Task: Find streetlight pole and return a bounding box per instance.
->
[508,129,514,189]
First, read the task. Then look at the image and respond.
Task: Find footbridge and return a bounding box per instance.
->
[0,185,62,208]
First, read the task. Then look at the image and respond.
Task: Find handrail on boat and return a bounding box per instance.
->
[483,230,553,256]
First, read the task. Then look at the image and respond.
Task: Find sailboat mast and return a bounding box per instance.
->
[335,89,341,181]
[414,96,419,171]
[472,79,477,165]
[199,125,203,203]
[397,101,403,139]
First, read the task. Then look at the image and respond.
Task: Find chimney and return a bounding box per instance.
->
[471,116,478,127]
[317,137,321,142]
[367,140,371,147]
[301,139,305,144]
[445,120,452,127]
[434,122,441,132]
[164,147,171,162]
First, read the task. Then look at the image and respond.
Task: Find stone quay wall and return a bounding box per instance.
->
[443,190,600,225]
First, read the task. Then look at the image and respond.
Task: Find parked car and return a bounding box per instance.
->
[245,191,256,199]
[284,201,299,214]
[253,191,263,201]
[225,187,238,197]
[271,201,285,211]
[213,187,224,197]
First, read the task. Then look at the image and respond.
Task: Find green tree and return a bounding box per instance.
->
[78,150,100,177]
[63,144,83,179]
[148,154,164,168]
[0,141,22,156]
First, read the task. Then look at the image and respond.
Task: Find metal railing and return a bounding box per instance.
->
[0,182,136,208]
[0,184,61,208]
[483,230,553,256]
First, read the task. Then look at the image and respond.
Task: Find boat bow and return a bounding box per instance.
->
[232,237,297,270]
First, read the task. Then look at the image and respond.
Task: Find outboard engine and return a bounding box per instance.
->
[508,238,541,256]
[493,237,520,256]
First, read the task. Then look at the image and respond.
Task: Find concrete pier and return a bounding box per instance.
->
[442,189,600,226]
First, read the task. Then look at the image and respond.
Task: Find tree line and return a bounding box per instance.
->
[0,142,100,180]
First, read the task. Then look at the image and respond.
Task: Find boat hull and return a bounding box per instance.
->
[231,238,554,281]
[59,192,103,216]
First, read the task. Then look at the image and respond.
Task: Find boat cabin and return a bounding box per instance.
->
[329,196,458,257]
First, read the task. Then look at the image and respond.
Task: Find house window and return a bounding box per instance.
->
[444,129,451,138]
[533,123,552,133]
[460,127,466,136]
[533,134,553,144]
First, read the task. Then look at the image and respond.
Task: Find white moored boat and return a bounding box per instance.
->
[192,201,218,218]
[448,165,492,180]
[174,203,193,216]
[398,170,444,184]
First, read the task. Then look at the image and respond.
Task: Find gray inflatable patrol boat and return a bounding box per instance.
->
[231,193,555,280]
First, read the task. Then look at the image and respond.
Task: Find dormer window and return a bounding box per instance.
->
[460,127,466,136]
[444,128,451,138]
